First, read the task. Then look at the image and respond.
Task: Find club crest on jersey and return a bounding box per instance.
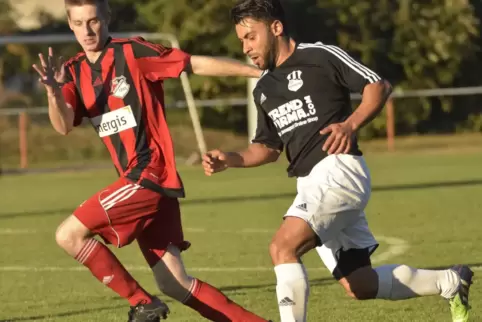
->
[287,70,303,92]
[110,76,130,99]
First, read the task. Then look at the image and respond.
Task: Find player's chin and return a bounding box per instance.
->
[83,42,101,52]
[251,58,265,70]
[256,61,267,70]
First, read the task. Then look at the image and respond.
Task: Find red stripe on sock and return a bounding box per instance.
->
[75,239,152,306]
[184,279,267,322]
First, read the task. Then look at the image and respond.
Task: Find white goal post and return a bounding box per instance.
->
[0,32,207,155]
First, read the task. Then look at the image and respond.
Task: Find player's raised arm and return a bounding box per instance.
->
[132,38,261,80]
[189,55,262,78]
[32,47,79,135]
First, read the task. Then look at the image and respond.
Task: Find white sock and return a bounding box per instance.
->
[375,264,460,300]
[274,263,309,322]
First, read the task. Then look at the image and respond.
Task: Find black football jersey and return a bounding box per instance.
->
[252,42,382,177]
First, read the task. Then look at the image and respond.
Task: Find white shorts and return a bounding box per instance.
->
[285,154,378,274]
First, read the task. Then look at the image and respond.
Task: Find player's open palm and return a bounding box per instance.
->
[32,47,66,95]
[202,150,228,176]
[320,122,355,155]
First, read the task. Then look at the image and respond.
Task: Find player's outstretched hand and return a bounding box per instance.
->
[32,47,66,96]
[202,149,228,176]
[320,122,354,155]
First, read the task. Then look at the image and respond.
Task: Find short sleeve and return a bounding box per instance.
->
[250,94,284,151]
[61,68,85,127]
[131,38,191,81]
[300,42,382,93]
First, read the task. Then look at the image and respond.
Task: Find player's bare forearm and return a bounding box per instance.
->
[226,143,280,168]
[345,79,392,131]
[189,55,262,78]
[47,90,75,135]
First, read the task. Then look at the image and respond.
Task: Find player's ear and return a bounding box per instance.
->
[65,8,73,30]
[271,20,284,37]
[67,17,74,31]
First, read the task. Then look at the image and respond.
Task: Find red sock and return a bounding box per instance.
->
[75,238,152,306]
[183,279,268,322]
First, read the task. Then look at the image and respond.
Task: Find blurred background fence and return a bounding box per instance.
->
[2,85,482,170]
[0,0,482,171]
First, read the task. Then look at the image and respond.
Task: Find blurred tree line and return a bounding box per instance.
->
[1,0,482,137]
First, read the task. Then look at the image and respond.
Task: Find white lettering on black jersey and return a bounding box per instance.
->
[251,42,382,177]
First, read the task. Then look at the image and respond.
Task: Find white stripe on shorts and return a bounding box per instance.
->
[101,184,141,210]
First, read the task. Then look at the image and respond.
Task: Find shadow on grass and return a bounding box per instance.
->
[1,262,478,321]
[2,178,482,220]
[0,277,333,321]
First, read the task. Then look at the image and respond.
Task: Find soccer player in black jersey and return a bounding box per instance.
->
[202,1,473,321]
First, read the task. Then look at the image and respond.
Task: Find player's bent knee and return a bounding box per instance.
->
[339,267,378,300]
[269,217,317,265]
[269,238,297,265]
[55,215,91,254]
[343,285,377,300]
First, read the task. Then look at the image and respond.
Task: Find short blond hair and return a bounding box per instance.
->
[65,0,110,17]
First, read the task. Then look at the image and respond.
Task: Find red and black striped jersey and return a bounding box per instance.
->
[61,36,190,198]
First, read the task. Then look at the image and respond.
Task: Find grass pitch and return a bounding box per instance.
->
[1,148,481,321]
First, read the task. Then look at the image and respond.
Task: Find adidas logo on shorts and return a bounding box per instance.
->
[279,297,296,306]
[296,203,307,212]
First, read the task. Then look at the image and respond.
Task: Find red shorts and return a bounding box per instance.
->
[73,177,190,265]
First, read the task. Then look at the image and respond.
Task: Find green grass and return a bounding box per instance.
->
[1,149,482,321]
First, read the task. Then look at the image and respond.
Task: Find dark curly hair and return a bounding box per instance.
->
[231,0,289,35]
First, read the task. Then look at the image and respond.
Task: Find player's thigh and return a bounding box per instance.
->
[286,154,371,246]
[136,197,191,267]
[73,177,161,248]
[284,182,362,250]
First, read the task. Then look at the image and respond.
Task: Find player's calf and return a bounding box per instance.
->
[148,245,269,322]
[339,264,462,302]
[150,246,193,302]
[374,264,460,300]
[269,217,317,322]
[56,215,160,312]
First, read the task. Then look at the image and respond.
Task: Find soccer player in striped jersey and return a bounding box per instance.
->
[32,0,272,321]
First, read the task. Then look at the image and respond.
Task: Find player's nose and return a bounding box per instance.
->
[243,43,252,55]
